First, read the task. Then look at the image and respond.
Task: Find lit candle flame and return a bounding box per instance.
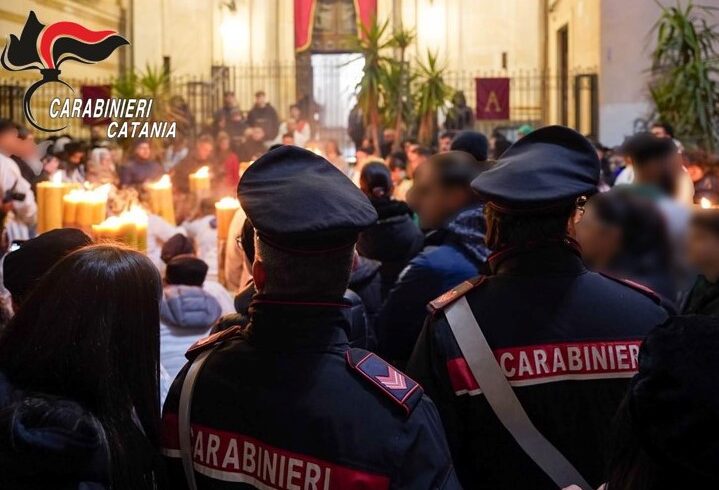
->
[193,166,210,178]
[148,174,172,189]
[50,172,63,184]
[701,197,713,209]
[215,196,240,209]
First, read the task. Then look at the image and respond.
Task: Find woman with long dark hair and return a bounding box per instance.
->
[0,244,165,489]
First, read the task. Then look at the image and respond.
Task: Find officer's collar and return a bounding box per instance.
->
[247,295,351,350]
[488,237,586,276]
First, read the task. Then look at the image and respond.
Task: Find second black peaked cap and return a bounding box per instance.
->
[238,146,378,252]
[471,125,600,211]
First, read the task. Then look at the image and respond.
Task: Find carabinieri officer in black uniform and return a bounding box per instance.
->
[162,146,461,490]
[407,126,668,490]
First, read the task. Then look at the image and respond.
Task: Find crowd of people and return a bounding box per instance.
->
[0,95,717,490]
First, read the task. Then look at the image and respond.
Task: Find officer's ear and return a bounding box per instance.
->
[252,260,266,291]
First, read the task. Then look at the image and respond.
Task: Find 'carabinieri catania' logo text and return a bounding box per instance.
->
[1,11,128,132]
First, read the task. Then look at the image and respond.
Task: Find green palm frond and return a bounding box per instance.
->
[650,1,719,151]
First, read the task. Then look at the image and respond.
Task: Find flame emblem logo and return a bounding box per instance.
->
[1,11,129,132]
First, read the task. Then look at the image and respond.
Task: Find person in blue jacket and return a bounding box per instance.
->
[376,150,491,366]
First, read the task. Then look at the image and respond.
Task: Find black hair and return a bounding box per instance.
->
[63,141,85,155]
[411,146,433,157]
[485,203,575,250]
[358,144,375,155]
[387,151,407,171]
[622,133,676,167]
[0,245,164,489]
[589,189,672,270]
[650,121,674,138]
[439,130,457,140]
[360,162,393,199]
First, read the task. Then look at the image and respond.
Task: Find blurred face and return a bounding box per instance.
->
[687,164,705,183]
[439,136,452,153]
[43,156,59,174]
[406,144,419,162]
[282,135,295,145]
[101,152,113,167]
[252,127,265,141]
[224,94,236,107]
[651,126,669,138]
[196,141,213,160]
[408,149,428,177]
[16,134,36,159]
[356,150,369,166]
[411,164,470,229]
[635,152,681,195]
[68,151,84,165]
[255,94,266,107]
[290,106,301,119]
[134,142,151,160]
[575,204,622,269]
[0,128,19,155]
[218,137,230,151]
[390,166,405,185]
[687,223,719,281]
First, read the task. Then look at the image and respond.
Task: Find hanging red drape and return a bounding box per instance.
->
[354,0,377,39]
[294,0,316,52]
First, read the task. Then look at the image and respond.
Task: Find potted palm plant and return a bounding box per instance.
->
[414,50,454,147]
[384,27,416,151]
[649,1,719,151]
[355,18,393,155]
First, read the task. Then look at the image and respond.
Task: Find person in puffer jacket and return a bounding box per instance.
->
[161,254,222,379]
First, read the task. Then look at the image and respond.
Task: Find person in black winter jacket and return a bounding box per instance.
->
[357,162,424,296]
[246,91,280,142]
[376,151,491,366]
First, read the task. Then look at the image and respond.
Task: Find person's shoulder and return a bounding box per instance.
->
[586,271,663,306]
[345,348,425,418]
[184,325,246,362]
[425,275,486,315]
[580,271,669,324]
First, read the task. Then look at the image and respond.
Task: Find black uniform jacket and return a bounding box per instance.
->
[162,298,461,490]
[407,240,668,490]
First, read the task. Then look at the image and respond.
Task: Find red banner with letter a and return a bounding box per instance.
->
[475,77,510,120]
